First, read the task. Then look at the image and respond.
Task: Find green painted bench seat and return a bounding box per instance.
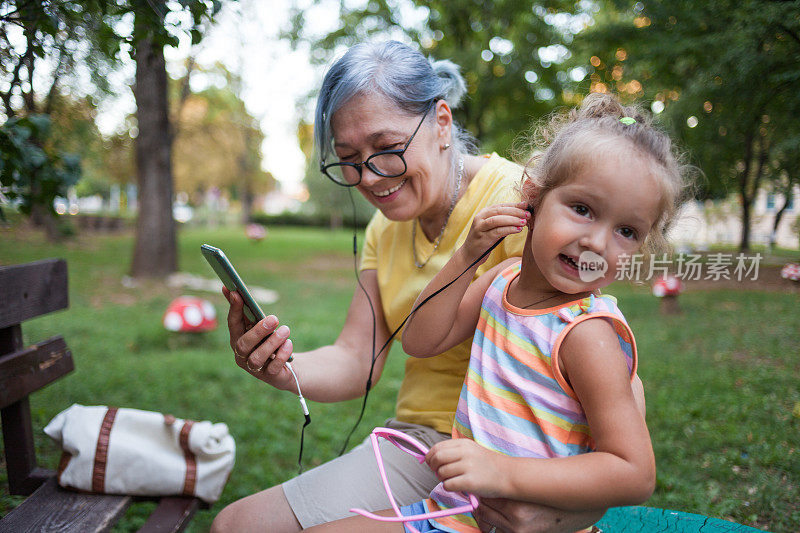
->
[597,506,763,532]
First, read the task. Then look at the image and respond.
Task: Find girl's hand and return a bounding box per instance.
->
[425,439,510,498]
[461,202,530,263]
[223,287,296,391]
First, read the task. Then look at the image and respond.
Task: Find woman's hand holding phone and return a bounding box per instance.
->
[224,287,297,392]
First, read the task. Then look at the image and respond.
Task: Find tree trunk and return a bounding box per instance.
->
[27,126,61,241]
[739,199,751,252]
[130,34,177,278]
[737,128,756,252]
[239,151,253,225]
[771,193,791,249]
[738,166,753,252]
[30,202,60,241]
[240,180,253,225]
[741,134,770,252]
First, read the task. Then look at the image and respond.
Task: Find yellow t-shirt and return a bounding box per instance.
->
[360,153,526,433]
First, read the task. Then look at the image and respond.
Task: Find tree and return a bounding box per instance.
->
[99,131,136,194]
[574,0,800,250]
[171,63,275,222]
[0,114,80,223]
[0,0,120,238]
[130,1,177,276]
[127,0,224,278]
[47,94,110,199]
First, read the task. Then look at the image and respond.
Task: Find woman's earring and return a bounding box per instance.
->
[443,143,450,150]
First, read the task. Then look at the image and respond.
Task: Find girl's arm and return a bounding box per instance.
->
[426,318,655,510]
[402,203,529,357]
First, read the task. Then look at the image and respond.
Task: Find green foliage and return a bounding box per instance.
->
[48,94,123,197]
[574,0,800,241]
[0,1,124,114]
[130,0,224,50]
[285,1,585,157]
[0,114,81,220]
[417,1,577,152]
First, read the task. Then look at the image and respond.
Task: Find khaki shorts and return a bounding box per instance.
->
[282,418,450,528]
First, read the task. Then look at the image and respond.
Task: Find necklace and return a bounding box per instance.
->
[507,276,566,309]
[520,293,562,309]
[412,157,464,269]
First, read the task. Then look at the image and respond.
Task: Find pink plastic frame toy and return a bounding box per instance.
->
[350,427,479,533]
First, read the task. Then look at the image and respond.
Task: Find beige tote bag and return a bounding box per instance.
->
[44,404,235,504]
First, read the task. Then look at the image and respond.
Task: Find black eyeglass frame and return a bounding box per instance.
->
[320,101,436,187]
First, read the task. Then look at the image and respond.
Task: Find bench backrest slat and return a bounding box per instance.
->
[0,336,74,409]
[0,259,68,330]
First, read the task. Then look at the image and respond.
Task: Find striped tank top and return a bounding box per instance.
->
[424,261,638,532]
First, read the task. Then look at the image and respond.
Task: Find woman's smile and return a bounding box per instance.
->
[371,178,407,201]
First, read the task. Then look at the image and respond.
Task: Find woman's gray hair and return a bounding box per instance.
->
[314,40,477,169]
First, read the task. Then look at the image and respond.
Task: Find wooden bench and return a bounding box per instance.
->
[0,259,204,532]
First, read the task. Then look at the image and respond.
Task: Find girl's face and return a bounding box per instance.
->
[526,151,662,294]
[329,92,452,222]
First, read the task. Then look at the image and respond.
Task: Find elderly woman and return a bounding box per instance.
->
[212,41,624,533]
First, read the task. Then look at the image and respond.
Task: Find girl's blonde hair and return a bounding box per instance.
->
[519,92,693,254]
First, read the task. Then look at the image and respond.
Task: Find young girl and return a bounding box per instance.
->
[306,93,687,532]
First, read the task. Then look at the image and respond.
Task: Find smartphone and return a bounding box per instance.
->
[201,244,265,323]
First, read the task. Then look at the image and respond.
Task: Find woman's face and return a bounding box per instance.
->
[329,92,452,221]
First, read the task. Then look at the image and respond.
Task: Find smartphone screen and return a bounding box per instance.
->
[201,244,265,323]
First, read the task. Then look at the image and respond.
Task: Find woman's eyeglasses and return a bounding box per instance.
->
[349,427,479,533]
[320,103,434,187]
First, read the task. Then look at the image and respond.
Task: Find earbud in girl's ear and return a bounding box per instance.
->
[524,204,535,229]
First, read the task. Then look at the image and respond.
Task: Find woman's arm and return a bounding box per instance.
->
[426,318,655,510]
[402,203,529,357]
[226,269,393,403]
[474,499,605,533]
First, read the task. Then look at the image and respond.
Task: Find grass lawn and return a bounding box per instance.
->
[1,222,798,532]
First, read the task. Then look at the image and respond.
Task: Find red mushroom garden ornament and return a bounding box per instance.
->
[163,296,218,333]
[781,263,800,282]
[652,274,683,314]
[245,223,267,242]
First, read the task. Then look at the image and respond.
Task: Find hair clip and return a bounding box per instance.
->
[620,117,637,125]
